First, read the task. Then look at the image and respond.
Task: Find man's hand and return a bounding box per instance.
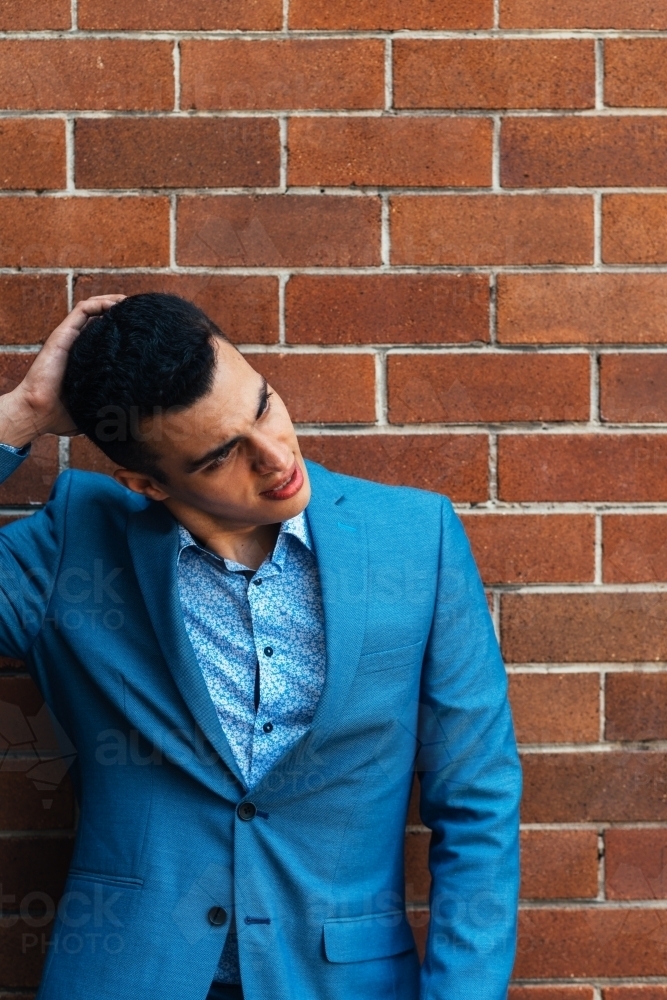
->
[0,295,125,448]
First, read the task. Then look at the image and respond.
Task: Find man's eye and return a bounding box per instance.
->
[259,391,273,417]
[206,449,231,471]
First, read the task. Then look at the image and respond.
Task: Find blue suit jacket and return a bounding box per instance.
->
[0,453,521,1000]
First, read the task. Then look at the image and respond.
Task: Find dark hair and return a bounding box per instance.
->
[62,293,225,481]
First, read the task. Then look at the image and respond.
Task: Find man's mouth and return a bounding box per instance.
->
[259,464,304,501]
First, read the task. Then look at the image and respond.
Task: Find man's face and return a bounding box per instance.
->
[128,337,310,526]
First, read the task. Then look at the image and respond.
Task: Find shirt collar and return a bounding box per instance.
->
[177,508,313,571]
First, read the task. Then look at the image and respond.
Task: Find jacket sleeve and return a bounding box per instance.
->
[417,498,521,1000]
[0,445,69,659]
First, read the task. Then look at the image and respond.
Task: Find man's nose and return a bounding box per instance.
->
[248,434,292,473]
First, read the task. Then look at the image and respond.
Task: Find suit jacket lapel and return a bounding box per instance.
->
[304,461,368,743]
[126,501,246,789]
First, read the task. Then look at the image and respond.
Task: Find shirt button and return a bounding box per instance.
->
[237,802,257,822]
[208,906,228,926]
[254,578,263,586]
[263,722,274,734]
[264,646,273,657]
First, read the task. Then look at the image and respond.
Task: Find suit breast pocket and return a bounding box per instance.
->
[357,639,423,675]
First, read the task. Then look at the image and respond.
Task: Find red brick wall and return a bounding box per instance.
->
[0,0,665,994]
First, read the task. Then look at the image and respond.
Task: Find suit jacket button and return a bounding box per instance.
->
[237,802,257,821]
[208,907,227,926]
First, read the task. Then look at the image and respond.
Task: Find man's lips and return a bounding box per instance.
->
[259,464,304,501]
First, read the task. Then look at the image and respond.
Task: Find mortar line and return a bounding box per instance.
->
[493,0,500,29]
[375,351,388,426]
[590,349,600,424]
[594,513,603,585]
[278,273,288,346]
[594,191,603,267]
[599,667,606,744]
[9,28,667,40]
[381,194,391,267]
[282,0,289,32]
[58,437,70,474]
[173,39,181,112]
[384,37,393,111]
[169,194,177,269]
[279,116,288,192]
[66,272,74,312]
[492,115,502,190]
[489,273,497,344]
[70,0,78,30]
[492,592,501,640]
[65,117,75,191]
[489,433,498,503]
[595,38,605,109]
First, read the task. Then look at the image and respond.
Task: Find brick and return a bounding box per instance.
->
[393,40,594,110]
[407,772,421,826]
[497,273,667,345]
[0,41,173,111]
[0,919,53,987]
[290,0,493,29]
[520,829,599,899]
[0,197,170,268]
[606,40,667,108]
[0,771,73,830]
[69,437,118,476]
[387,354,589,424]
[0,837,72,902]
[181,40,384,111]
[0,0,70,29]
[521,751,667,822]
[286,274,489,346]
[78,0,282,29]
[516,908,667,978]
[0,354,38,394]
[0,435,57,506]
[502,117,667,189]
[246,354,376,424]
[606,673,667,742]
[603,515,667,584]
[404,831,430,903]
[509,991,594,1000]
[508,673,600,743]
[502,0,667,28]
[299,434,488,502]
[0,676,56,731]
[0,276,67,347]
[498,435,667,503]
[603,195,667,265]
[601,354,667,423]
[289,117,492,188]
[74,274,278,345]
[502,593,667,663]
[606,828,667,900]
[391,195,593,266]
[0,121,65,192]
[76,118,279,191]
[462,514,595,585]
[178,196,380,268]
[604,991,667,1000]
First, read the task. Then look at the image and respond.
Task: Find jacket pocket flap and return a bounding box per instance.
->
[323,912,415,963]
[358,639,423,674]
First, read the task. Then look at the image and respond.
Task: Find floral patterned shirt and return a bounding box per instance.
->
[176,510,326,984]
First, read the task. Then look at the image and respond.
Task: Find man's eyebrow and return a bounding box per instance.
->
[186,377,269,472]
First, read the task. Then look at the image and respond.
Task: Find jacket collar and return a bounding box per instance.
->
[125,460,368,792]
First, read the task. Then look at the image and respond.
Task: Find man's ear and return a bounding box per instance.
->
[113,467,170,501]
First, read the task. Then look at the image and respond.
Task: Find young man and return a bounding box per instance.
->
[0,293,521,1000]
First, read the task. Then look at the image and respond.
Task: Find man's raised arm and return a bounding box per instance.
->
[0,296,124,658]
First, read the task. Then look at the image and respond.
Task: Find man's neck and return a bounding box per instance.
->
[163,499,281,570]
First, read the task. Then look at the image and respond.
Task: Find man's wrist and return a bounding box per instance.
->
[0,389,48,449]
